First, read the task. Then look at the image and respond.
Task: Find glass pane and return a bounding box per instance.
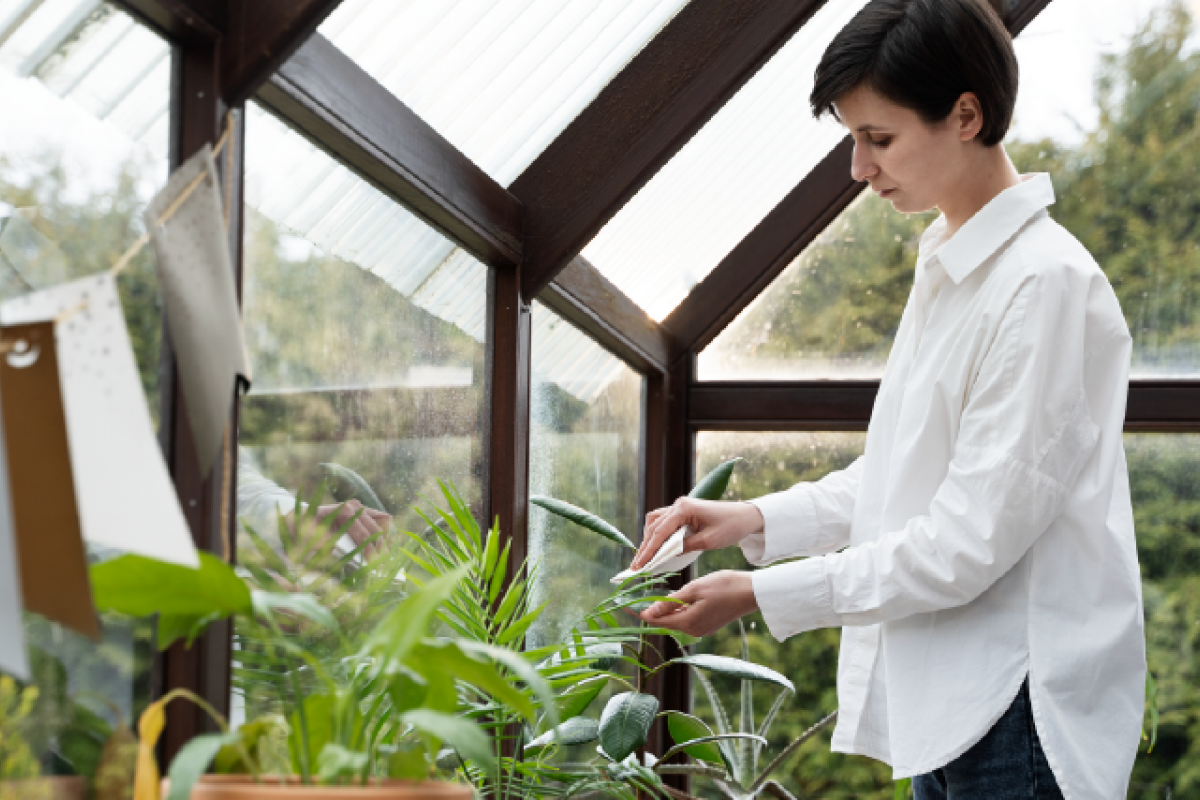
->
[698,193,928,380]
[582,0,872,321]
[1127,433,1200,796]
[319,0,690,187]
[693,431,885,799]
[234,103,488,725]
[0,0,168,790]
[527,301,644,649]
[702,0,1200,380]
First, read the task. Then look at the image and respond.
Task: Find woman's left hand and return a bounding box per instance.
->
[637,570,759,637]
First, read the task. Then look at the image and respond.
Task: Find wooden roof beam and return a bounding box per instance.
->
[511,0,833,302]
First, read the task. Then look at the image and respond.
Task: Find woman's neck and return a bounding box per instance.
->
[938,147,1022,237]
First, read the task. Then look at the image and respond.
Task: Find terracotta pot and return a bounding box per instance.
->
[179,775,473,799]
[0,776,87,800]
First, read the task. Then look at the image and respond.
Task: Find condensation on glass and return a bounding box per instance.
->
[318,0,690,187]
[527,301,644,650]
[702,0,1200,381]
[582,0,872,321]
[0,0,169,787]
[234,102,488,724]
[692,431,886,796]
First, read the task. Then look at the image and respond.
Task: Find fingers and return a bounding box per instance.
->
[633,501,689,569]
[638,572,758,637]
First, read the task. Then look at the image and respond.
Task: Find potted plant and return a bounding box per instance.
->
[88,499,556,800]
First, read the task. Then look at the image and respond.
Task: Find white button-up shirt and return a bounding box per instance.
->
[743,174,1145,799]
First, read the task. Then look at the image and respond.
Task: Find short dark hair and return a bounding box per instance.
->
[810,0,1018,147]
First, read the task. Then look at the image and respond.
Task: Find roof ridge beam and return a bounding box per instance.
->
[511,0,832,302]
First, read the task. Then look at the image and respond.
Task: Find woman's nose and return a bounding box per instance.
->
[850,143,878,183]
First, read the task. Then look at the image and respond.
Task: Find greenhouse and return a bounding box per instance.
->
[0,0,1197,797]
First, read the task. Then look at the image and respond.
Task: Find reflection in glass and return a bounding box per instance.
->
[527,301,644,649]
[234,105,487,726]
[319,0,690,186]
[583,0,871,321]
[702,0,1200,380]
[0,0,167,790]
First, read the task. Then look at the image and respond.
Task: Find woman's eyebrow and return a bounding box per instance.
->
[856,124,889,132]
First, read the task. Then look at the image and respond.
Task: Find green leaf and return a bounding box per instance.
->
[386,666,430,714]
[91,553,252,648]
[1144,670,1159,753]
[671,654,794,692]
[525,717,599,750]
[166,731,240,800]
[894,777,912,800]
[556,677,607,722]
[212,714,286,774]
[458,641,558,730]
[495,601,549,646]
[663,711,723,766]
[365,565,469,662]
[252,591,338,631]
[598,692,658,762]
[416,640,535,721]
[529,496,635,549]
[387,744,429,780]
[320,462,387,512]
[317,743,369,784]
[401,710,494,771]
[689,458,743,501]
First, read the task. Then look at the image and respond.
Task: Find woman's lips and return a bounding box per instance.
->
[879,188,897,198]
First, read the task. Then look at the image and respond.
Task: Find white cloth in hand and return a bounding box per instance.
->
[611,526,699,584]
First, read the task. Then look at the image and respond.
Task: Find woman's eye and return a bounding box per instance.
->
[871,136,893,148]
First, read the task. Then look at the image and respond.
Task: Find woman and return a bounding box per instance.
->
[633,1,1145,797]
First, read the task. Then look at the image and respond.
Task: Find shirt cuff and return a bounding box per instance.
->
[743,488,818,565]
[751,557,840,641]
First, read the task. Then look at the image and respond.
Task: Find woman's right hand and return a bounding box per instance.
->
[631,498,764,570]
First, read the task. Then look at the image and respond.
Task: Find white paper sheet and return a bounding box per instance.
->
[611,525,700,584]
[1,273,199,567]
[145,144,250,476]
[0,379,29,680]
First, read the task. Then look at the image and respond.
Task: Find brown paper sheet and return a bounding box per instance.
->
[0,321,99,640]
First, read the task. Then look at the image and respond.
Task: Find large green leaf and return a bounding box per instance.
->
[166,731,240,800]
[320,462,387,512]
[91,553,251,649]
[663,711,724,766]
[525,717,599,750]
[401,710,494,771]
[689,458,743,501]
[671,654,794,692]
[598,692,658,762]
[556,676,607,722]
[529,496,635,550]
[457,640,558,730]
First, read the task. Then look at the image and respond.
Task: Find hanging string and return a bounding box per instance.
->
[47,113,236,331]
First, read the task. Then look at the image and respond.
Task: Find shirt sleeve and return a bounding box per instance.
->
[753,273,1103,640]
[740,457,864,565]
[237,448,301,550]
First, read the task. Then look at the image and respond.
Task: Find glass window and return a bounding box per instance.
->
[234,103,488,725]
[693,431,887,799]
[1127,433,1200,796]
[582,0,872,321]
[701,0,1200,380]
[527,301,644,649]
[0,0,169,789]
[318,0,691,187]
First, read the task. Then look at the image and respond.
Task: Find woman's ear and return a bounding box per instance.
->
[955,92,985,142]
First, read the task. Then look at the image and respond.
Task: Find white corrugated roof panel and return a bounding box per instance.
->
[318,0,691,186]
[582,0,871,321]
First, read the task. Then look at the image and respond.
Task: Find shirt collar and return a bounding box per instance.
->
[927,173,1056,285]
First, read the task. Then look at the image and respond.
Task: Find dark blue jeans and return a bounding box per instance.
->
[913,679,1063,800]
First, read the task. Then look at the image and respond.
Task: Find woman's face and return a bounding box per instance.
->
[835,85,980,215]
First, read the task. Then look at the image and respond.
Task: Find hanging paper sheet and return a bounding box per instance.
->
[144,144,250,476]
[0,321,99,639]
[0,372,27,679]
[1,274,199,568]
